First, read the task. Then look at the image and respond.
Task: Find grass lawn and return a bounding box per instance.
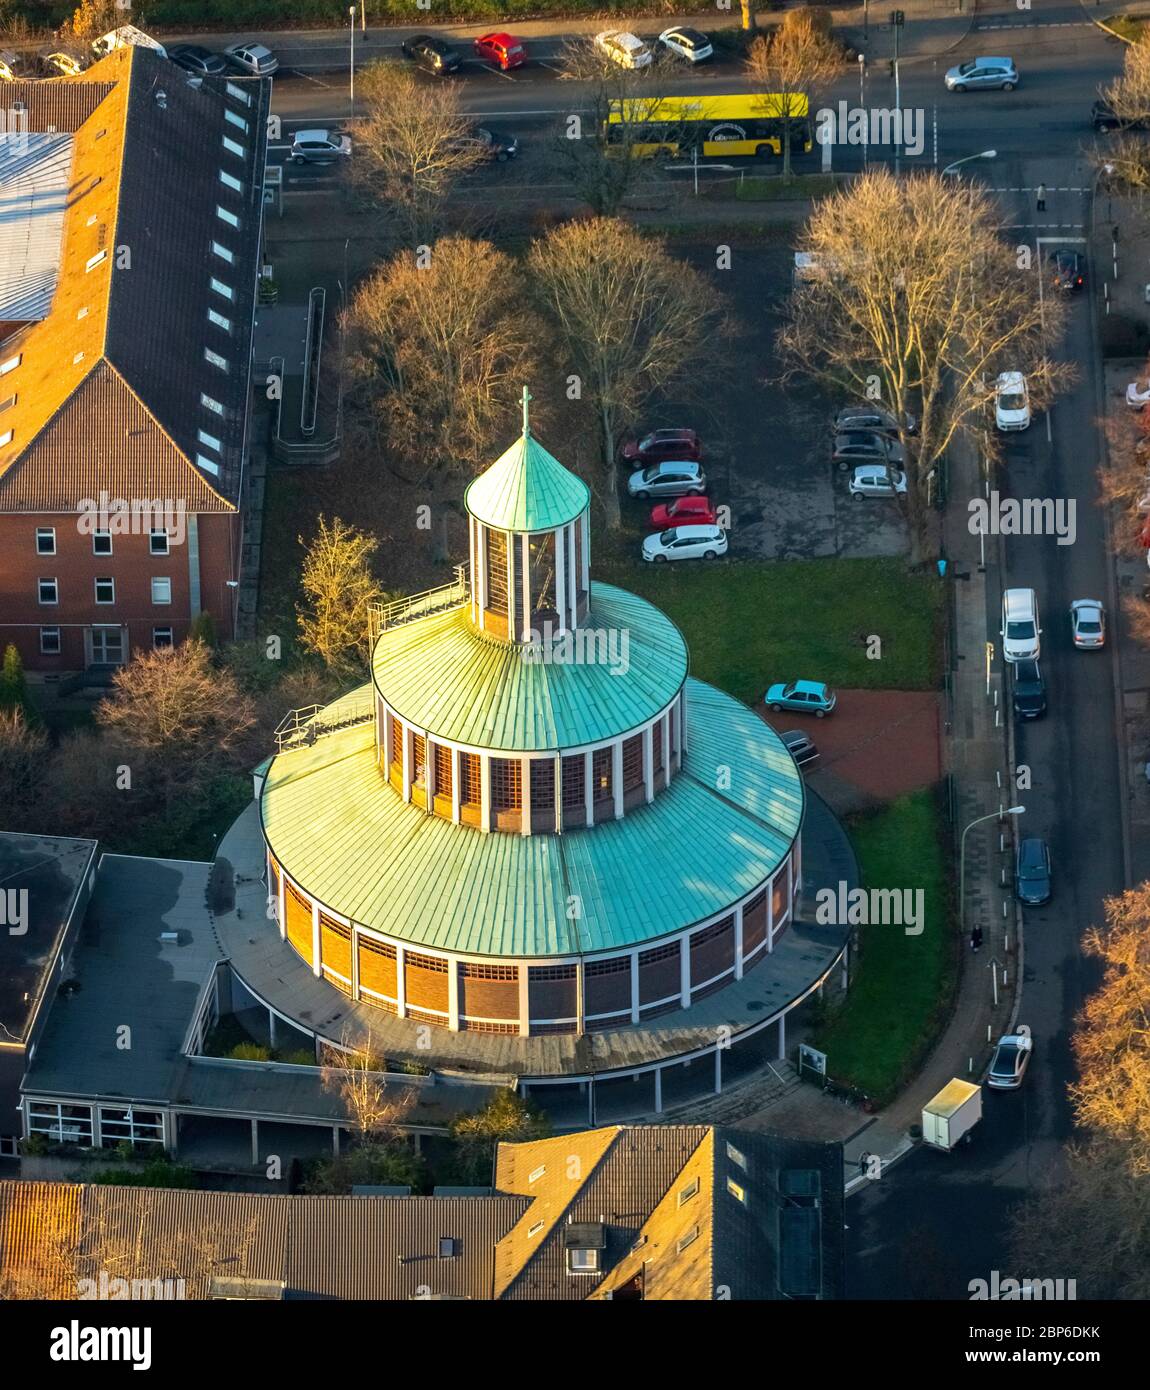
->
[811,789,955,1104]
[596,554,942,704]
[735,174,841,202]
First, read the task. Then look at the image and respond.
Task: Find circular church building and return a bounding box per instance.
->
[243,399,853,1116]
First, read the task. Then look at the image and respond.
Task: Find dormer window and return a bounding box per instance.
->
[201,393,225,416]
[211,241,234,264]
[210,278,234,301]
[225,110,249,132]
[85,250,107,272]
[219,170,242,192]
[0,355,21,375]
[225,81,252,106]
[222,136,245,158]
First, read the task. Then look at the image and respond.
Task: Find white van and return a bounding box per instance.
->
[91,26,168,60]
[1001,587,1040,662]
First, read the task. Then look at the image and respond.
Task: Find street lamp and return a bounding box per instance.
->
[349,6,356,119]
[960,805,1024,943]
[858,54,867,168]
[941,149,997,177]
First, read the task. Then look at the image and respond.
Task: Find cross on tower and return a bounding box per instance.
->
[521,385,532,437]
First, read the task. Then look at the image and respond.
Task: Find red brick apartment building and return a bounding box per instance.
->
[0,48,270,674]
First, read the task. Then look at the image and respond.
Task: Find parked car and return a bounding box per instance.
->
[849,465,907,499]
[0,49,28,81]
[1070,598,1106,649]
[452,126,519,162]
[650,495,718,528]
[642,524,727,563]
[167,43,228,76]
[764,680,837,717]
[832,432,906,472]
[945,56,1018,92]
[987,1032,1034,1089]
[41,50,85,77]
[622,428,702,464]
[473,32,526,69]
[1051,249,1085,292]
[781,730,819,769]
[1011,658,1046,720]
[290,129,352,164]
[1001,587,1041,662]
[657,27,714,63]
[594,30,653,69]
[1015,838,1052,907]
[1092,99,1150,133]
[224,41,279,76]
[834,403,918,437]
[995,371,1031,431]
[401,34,462,75]
[626,460,706,499]
[1128,380,1150,410]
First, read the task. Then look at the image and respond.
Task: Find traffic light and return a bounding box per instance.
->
[890,9,905,24]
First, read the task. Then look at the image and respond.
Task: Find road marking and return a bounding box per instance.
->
[479,63,517,82]
[1006,223,1085,230]
[974,20,1091,28]
[537,61,567,74]
[288,68,332,88]
[989,187,1086,194]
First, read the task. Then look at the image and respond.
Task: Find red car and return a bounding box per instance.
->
[474,32,527,69]
[622,428,703,464]
[650,495,718,528]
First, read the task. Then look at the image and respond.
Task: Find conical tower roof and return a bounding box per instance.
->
[464,388,590,534]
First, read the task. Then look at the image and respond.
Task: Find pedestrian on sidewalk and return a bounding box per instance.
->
[970,924,983,952]
[1036,183,1047,213]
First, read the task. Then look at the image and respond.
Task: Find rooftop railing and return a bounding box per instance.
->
[368,564,469,641]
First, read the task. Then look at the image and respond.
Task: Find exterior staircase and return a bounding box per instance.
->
[650,1058,804,1127]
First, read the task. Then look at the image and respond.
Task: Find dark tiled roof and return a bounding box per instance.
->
[0,1183,528,1300]
[0,48,269,513]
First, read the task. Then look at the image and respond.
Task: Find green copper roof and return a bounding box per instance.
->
[260,677,804,959]
[372,582,688,751]
[464,431,590,534]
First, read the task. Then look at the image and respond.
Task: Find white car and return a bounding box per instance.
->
[987,1032,1033,1090]
[1070,599,1105,649]
[995,371,1030,431]
[594,30,653,69]
[1127,380,1150,410]
[41,50,85,77]
[224,41,279,76]
[657,27,713,63]
[642,524,727,563]
[290,129,352,164]
[1001,587,1040,662]
[627,460,706,499]
[848,466,907,499]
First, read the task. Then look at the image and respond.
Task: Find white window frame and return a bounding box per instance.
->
[151,577,172,606]
[208,308,232,331]
[149,530,170,556]
[39,626,61,655]
[211,241,234,264]
[200,394,225,417]
[91,530,112,556]
[85,250,107,272]
[198,428,222,452]
[94,576,115,605]
[196,454,221,476]
[0,429,12,447]
[222,135,246,158]
[216,205,240,228]
[210,278,234,301]
[566,1247,601,1275]
[152,626,174,650]
[38,577,58,606]
[225,80,252,106]
[224,109,249,133]
[204,348,229,371]
[0,354,20,375]
[35,527,55,555]
[219,169,242,192]
[27,1101,93,1144]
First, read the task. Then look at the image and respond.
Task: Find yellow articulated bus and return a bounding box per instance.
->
[604,93,812,159]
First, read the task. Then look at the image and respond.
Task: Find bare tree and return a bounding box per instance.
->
[0,709,48,829]
[551,38,678,216]
[346,237,545,479]
[746,9,844,181]
[529,217,733,529]
[779,169,1073,563]
[351,62,486,244]
[97,640,255,770]
[296,515,383,676]
[320,1029,415,1144]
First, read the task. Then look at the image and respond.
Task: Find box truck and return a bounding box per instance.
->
[921,1078,981,1151]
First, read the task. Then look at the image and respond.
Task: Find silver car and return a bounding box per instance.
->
[945,56,1017,92]
[627,460,706,499]
[225,41,279,76]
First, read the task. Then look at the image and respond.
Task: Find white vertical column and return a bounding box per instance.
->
[401,725,412,801]
[554,525,567,633]
[584,750,593,827]
[661,715,671,789]
[476,525,488,628]
[642,724,654,804]
[679,934,691,1008]
[734,903,744,981]
[554,754,563,833]
[629,949,640,1023]
[396,944,407,1019]
[654,1068,663,1114]
[567,525,577,626]
[778,1012,786,1061]
[581,512,590,596]
[425,739,437,811]
[768,872,776,954]
[679,688,688,757]
[275,857,285,941]
[506,530,515,638]
[714,1047,722,1095]
[612,740,623,819]
[382,708,393,776]
[520,756,532,836]
[451,748,462,823]
[469,516,477,625]
[518,966,531,1038]
[311,901,322,979]
[350,927,361,1000]
[520,533,530,641]
[480,756,492,833]
[448,961,460,1032]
